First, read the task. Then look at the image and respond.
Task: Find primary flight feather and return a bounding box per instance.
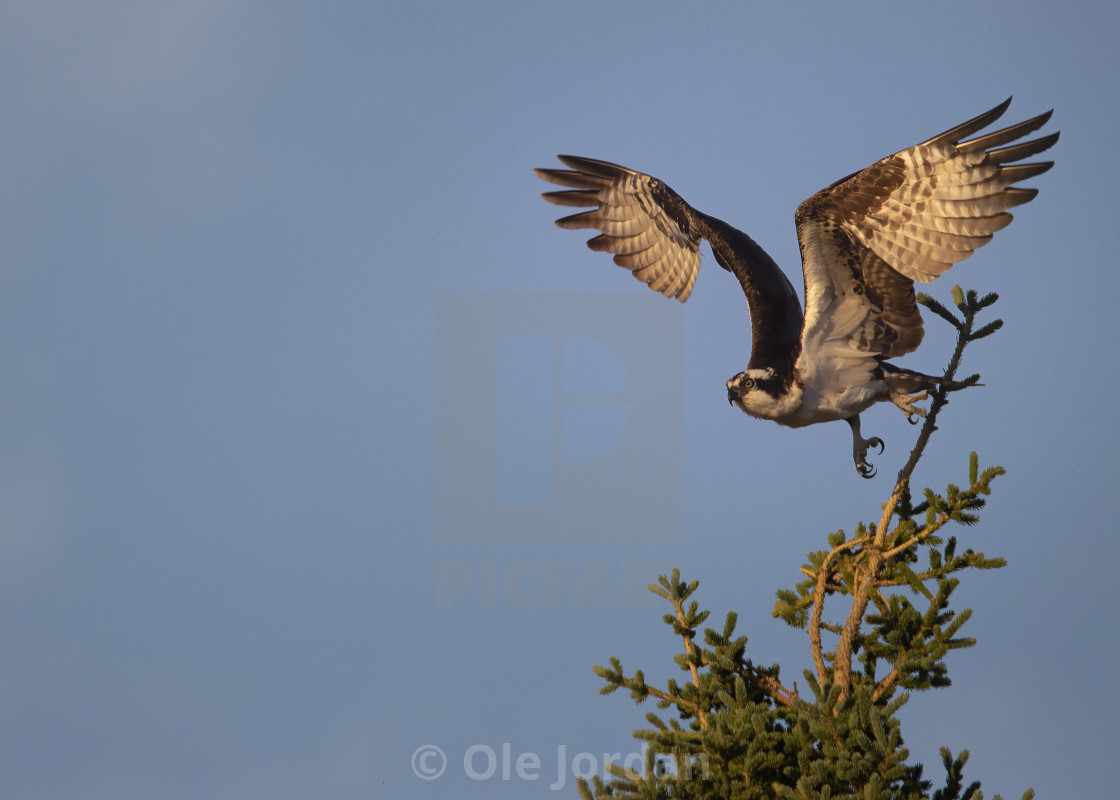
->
[535,99,1057,477]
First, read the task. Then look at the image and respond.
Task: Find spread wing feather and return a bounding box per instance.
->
[535,156,703,301]
[533,101,1056,410]
[794,99,1058,398]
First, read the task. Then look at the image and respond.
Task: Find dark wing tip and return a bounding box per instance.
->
[535,166,611,192]
[555,154,635,178]
[988,130,1061,164]
[1033,108,1055,128]
[540,189,600,207]
[554,209,601,229]
[1001,161,1056,183]
[920,97,1014,146]
[1003,187,1040,208]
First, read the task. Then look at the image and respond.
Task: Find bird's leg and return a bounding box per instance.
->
[846,414,884,479]
[889,390,929,425]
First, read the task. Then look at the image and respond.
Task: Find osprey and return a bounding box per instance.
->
[535,99,1057,477]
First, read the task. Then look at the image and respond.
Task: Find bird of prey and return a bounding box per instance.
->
[535,99,1057,477]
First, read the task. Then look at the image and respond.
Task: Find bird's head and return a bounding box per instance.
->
[726,367,779,416]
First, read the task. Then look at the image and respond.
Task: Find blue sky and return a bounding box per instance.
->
[1,2,1117,798]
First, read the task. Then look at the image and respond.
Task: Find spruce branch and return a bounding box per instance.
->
[592,656,712,725]
[584,287,1030,798]
[830,287,1001,703]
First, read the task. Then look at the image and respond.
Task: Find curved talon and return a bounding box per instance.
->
[907,414,920,425]
[847,416,885,479]
[854,439,882,478]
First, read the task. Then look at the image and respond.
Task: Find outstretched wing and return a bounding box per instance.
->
[794,98,1058,392]
[535,156,703,301]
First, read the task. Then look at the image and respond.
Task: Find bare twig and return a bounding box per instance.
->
[809,562,830,687]
[872,665,900,704]
[745,662,799,708]
[806,536,868,687]
[830,295,979,704]
[643,683,709,723]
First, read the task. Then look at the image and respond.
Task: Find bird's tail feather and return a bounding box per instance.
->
[880,363,980,393]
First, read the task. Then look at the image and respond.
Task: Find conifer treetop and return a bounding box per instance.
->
[580,288,1033,800]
